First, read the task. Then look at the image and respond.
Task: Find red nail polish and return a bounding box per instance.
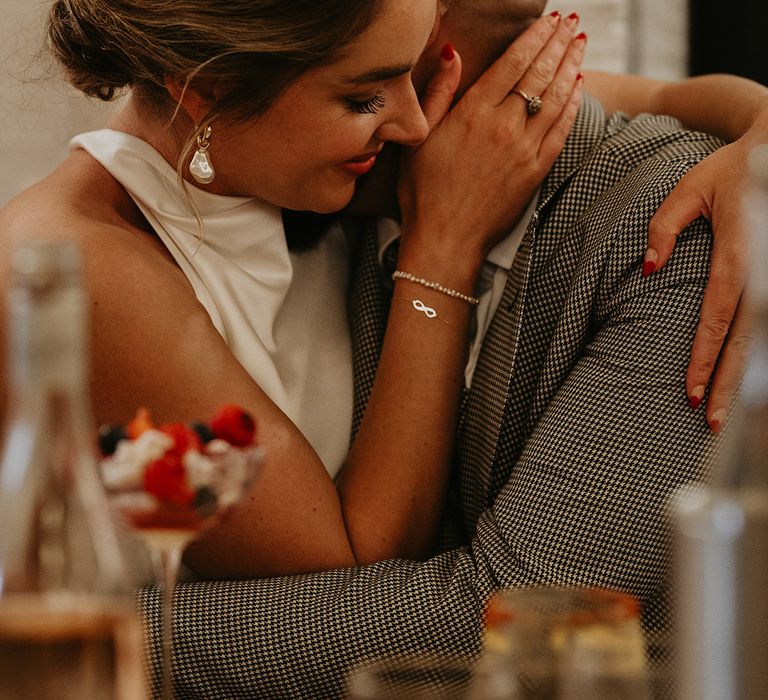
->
[689,395,702,411]
[642,260,656,277]
[576,32,588,40]
[710,418,722,434]
[567,12,580,21]
[550,11,561,18]
[441,43,455,61]
[576,72,584,81]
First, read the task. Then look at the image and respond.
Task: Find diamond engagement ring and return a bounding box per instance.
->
[512,88,543,115]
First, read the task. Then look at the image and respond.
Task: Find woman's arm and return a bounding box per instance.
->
[339,16,584,566]
[0,14,580,580]
[585,70,768,430]
[197,15,582,575]
[584,71,768,142]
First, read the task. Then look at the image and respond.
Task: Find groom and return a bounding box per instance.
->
[142,1,721,697]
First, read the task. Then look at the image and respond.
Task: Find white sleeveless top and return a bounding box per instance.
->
[71,130,353,477]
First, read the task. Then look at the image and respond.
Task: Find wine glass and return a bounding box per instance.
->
[99,416,262,700]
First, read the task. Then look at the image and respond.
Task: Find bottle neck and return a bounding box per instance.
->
[7,284,89,401]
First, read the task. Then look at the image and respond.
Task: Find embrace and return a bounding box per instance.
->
[1,0,767,697]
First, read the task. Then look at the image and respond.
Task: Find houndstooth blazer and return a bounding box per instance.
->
[139,96,724,698]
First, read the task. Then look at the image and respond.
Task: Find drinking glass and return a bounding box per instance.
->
[346,654,475,700]
[101,436,261,699]
[482,586,649,699]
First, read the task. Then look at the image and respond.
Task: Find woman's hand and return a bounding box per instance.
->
[644,116,768,431]
[397,13,585,278]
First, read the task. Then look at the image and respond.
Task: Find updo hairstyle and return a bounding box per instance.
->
[46,0,384,122]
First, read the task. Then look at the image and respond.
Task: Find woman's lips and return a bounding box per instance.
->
[339,153,378,177]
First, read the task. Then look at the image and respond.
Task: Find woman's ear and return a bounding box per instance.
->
[164,75,215,124]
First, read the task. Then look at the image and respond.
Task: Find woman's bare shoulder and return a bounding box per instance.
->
[0,151,194,301]
[2,151,166,261]
[0,152,232,421]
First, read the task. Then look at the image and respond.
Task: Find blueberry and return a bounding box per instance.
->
[193,486,217,516]
[98,424,128,456]
[191,422,215,444]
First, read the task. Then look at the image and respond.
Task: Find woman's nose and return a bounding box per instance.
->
[376,89,430,147]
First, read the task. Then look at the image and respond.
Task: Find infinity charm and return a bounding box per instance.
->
[412,299,437,318]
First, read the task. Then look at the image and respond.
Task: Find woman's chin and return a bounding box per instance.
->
[306,186,355,215]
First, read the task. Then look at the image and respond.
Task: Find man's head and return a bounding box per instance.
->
[414,0,548,97]
[348,0,548,218]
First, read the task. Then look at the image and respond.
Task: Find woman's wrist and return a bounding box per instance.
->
[396,235,486,297]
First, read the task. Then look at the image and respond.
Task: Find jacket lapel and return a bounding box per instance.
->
[456,96,608,526]
[348,218,390,442]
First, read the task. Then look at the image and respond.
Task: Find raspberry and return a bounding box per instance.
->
[210,405,257,447]
[143,454,195,507]
[159,422,203,459]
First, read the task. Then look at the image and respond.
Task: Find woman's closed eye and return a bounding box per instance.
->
[345,91,386,115]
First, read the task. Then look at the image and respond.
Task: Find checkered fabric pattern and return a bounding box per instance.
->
[138,95,723,698]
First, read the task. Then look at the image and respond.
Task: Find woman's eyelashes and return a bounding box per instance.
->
[345,91,386,115]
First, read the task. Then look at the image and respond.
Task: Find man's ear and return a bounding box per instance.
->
[163,75,216,124]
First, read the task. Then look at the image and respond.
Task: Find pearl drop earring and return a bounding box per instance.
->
[189,125,216,184]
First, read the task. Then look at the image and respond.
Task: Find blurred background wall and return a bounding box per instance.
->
[0,1,114,207]
[0,0,762,208]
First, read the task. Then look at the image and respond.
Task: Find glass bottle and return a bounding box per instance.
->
[0,241,146,699]
[672,144,768,700]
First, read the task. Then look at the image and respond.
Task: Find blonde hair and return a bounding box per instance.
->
[47,0,383,231]
[47,0,383,112]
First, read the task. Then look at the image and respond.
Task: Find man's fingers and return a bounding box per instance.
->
[470,13,560,106]
[702,302,752,434]
[419,46,462,131]
[645,170,709,276]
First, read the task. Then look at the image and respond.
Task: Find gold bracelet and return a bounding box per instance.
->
[392,270,479,305]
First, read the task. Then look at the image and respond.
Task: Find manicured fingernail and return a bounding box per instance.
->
[566,11,580,27]
[576,32,588,41]
[688,385,705,410]
[441,43,455,62]
[709,408,727,434]
[550,10,562,19]
[576,72,584,82]
[642,248,658,277]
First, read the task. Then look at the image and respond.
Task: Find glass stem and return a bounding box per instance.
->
[155,547,182,700]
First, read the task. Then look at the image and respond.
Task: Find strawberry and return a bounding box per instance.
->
[159,422,203,459]
[143,454,195,507]
[210,405,257,447]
